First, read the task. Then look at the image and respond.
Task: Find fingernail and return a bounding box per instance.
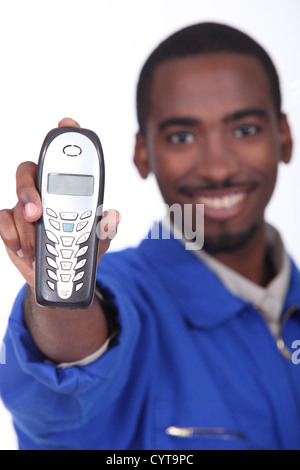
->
[32,261,35,269]
[109,226,118,238]
[17,249,24,258]
[25,202,38,218]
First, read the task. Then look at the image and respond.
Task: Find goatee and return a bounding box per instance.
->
[203,223,259,254]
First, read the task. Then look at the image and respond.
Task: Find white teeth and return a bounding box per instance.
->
[198,192,246,209]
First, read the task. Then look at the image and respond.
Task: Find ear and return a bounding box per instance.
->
[133,132,151,179]
[279,114,293,164]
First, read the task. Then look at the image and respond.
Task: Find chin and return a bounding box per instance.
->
[203,223,259,254]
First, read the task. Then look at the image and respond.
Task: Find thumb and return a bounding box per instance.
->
[97,209,121,262]
[58,117,80,128]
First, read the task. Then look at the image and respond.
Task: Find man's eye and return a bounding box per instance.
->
[167,132,195,144]
[234,124,260,138]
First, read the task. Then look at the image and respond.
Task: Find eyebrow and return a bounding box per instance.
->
[222,108,269,123]
[157,108,269,133]
[158,117,199,132]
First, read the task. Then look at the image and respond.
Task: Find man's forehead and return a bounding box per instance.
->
[153,52,270,88]
[149,53,274,118]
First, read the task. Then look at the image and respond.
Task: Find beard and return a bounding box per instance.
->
[203,223,259,254]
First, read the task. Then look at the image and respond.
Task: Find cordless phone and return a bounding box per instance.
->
[35,127,105,308]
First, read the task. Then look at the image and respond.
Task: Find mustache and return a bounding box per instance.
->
[177,177,260,192]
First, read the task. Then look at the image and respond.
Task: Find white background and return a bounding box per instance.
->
[0,0,299,450]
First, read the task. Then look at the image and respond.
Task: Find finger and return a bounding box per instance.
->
[15,161,42,222]
[97,209,121,262]
[5,247,35,287]
[14,201,36,264]
[0,209,22,254]
[0,208,35,286]
[58,117,80,128]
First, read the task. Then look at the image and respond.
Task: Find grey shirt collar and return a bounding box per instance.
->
[163,217,291,336]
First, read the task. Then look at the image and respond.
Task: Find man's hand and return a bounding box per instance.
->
[0,118,120,363]
[0,117,120,289]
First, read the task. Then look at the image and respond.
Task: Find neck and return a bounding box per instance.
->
[212,224,274,286]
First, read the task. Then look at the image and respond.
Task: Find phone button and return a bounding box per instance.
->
[47,269,58,281]
[76,232,91,245]
[60,262,72,271]
[80,210,92,219]
[61,274,71,282]
[61,249,73,259]
[60,212,78,221]
[76,246,88,257]
[61,236,75,247]
[57,285,72,299]
[49,219,60,231]
[74,259,86,270]
[46,208,58,218]
[73,271,84,282]
[47,257,58,269]
[46,230,59,244]
[46,244,58,256]
[76,221,88,231]
[63,223,74,232]
[75,283,83,292]
[47,281,55,290]
[63,145,82,157]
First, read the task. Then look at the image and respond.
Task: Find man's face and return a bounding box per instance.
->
[134,53,292,253]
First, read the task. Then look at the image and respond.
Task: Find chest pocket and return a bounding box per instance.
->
[153,400,256,450]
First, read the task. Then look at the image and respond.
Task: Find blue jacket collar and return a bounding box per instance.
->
[283,257,300,311]
[138,223,248,328]
[138,223,300,329]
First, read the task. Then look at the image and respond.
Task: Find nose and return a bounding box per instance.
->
[195,131,240,183]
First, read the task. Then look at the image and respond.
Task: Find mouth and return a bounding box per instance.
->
[179,184,256,221]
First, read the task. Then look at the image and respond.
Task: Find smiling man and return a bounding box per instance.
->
[134,28,292,284]
[0,22,299,450]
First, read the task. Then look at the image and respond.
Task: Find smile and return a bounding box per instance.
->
[179,185,255,221]
[197,192,247,209]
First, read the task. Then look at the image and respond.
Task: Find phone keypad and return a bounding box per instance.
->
[44,208,93,299]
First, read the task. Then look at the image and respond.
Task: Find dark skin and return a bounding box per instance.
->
[0,54,293,363]
[134,53,293,285]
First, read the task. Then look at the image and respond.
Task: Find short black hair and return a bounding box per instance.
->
[136,22,282,136]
